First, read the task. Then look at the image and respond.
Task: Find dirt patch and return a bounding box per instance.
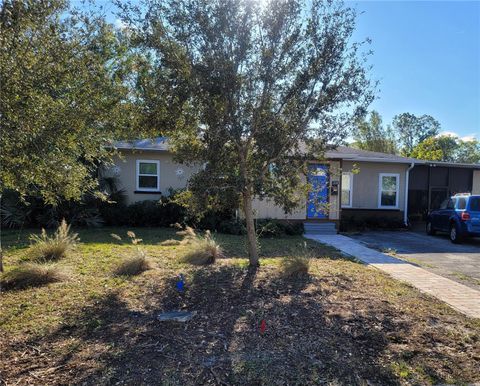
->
[1,228,479,385]
[2,262,479,385]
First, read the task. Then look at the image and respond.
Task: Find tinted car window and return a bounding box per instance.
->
[457,198,467,210]
[439,199,448,210]
[446,199,456,210]
[470,197,480,211]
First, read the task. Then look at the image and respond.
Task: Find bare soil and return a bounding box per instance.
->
[1,227,479,385]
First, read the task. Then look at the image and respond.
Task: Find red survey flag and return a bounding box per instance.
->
[260,319,266,334]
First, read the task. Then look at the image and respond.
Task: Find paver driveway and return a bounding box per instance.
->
[348,230,480,291]
[305,234,480,318]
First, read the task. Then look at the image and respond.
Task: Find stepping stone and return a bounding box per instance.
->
[128,311,144,318]
[157,311,196,322]
[202,356,218,367]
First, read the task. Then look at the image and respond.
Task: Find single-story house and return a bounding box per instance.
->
[106,138,480,231]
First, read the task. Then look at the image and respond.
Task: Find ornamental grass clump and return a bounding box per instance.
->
[1,263,66,290]
[280,255,310,278]
[176,226,197,245]
[280,243,312,278]
[179,229,224,265]
[113,256,153,276]
[160,239,181,246]
[111,231,153,276]
[28,219,79,261]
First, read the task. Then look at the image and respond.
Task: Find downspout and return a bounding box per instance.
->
[404,162,415,227]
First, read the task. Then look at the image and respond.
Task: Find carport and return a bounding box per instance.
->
[408,162,480,219]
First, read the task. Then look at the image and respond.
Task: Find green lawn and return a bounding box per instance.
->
[1,227,479,385]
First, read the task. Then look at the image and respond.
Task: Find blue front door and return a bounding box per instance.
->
[307,164,329,219]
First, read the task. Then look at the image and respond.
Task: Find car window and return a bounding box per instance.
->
[446,199,456,210]
[470,197,480,211]
[457,198,467,210]
[439,199,448,210]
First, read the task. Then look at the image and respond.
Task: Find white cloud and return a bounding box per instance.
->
[437,131,458,138]
[114,18,127,30]
[437,131,477,142]
[460,135,477,142]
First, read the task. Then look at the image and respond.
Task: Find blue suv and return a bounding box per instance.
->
[426,194,480,243]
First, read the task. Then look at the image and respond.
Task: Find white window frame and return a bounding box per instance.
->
[136,160,160,192]
[378,173,400,209]
[341,172,353,208]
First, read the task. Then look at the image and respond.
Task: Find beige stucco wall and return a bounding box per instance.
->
[342,161,409,211]
[252,173,306,220]
[473,170,480,194]
[107,150,200,204]
[109,150,411,218]
[329,161,341,220]
[251,198,307,220]
[251,161,341,220]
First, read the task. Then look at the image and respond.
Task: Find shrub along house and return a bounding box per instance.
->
[107,138,480,233]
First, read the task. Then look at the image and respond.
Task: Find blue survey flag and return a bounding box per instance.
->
[176,274,185,292]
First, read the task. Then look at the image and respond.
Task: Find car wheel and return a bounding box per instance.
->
[449,224,462,244]
[426,221,436,235]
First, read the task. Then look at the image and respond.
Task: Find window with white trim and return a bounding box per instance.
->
[341,172,352,207]
[378,173,399,208]
[136,160,160,191]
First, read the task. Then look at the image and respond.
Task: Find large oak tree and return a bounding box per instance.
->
[0,0,138,271]
[0,0,138,204]
[120,0,374,266]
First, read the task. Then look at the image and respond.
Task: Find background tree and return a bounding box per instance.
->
[0,0,137,271]
[352,110,397,154]
[410,135,458,161]
[454,139,480,164]
[121,0,373,266]
[411,135,480,163]
[392,113,440,156]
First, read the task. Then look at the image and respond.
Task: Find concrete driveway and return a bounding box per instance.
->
[348,230,480,291]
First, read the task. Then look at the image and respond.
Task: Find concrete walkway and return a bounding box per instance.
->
[305,234,480,319]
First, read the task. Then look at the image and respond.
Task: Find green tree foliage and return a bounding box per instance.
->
[410,136,458,161]
[352,111,397,154]
[0,0,137,204]
[411,136,480,163]
[121,0,374,265]
[455,139,480,164]
[392,113,441,156]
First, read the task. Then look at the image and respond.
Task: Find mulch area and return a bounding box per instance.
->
[1,259,479,385]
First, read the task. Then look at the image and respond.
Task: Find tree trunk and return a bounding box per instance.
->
[0,193,3,273]
[0,196,3,272]
[242,189,259,267]
[0,229,3,292]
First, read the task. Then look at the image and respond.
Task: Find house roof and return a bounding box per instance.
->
[326,146,480,168]
[325,146,418,163]
[113,137,480,169]
[112,137,169,151]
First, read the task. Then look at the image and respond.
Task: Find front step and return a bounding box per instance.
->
[304,222,337,235]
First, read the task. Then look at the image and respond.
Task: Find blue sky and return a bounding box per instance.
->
[84,0,479,139]
[349,0,480,139]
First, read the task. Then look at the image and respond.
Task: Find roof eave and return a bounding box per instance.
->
[327,156,417,164]
[114,146,169,151]
[327,156,480,168]
[423,161,480,169]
